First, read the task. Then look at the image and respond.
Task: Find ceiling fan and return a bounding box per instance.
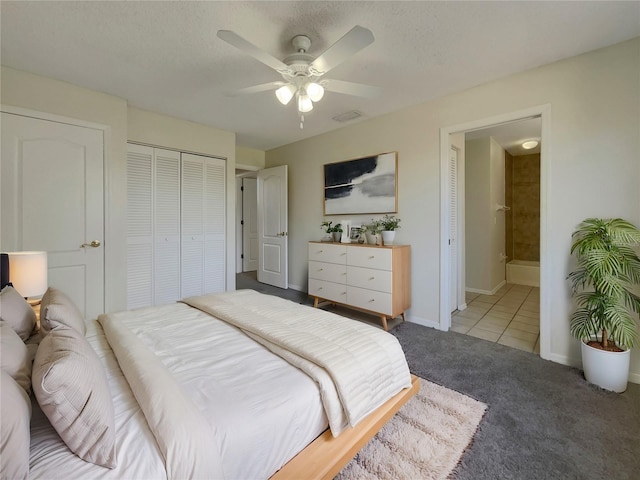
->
[217,26,381,127]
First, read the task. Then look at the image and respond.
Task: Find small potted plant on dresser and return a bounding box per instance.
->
[320,221,343,242]
[380,214,401,245]
[568,218,640,392]
[361,220,383,246]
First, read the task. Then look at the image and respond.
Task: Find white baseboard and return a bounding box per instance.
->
[407,315,441,330]
[465,280,506,296]
[457,302,468,311]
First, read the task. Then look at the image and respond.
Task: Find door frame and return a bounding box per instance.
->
[439,104,551,359]
[1,104,110,314]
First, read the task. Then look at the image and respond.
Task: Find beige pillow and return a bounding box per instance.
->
[0,370,31,480]
[32,326,116,468]
[0,285,37,341]
[40,287,86,335]
[0,320,33,394]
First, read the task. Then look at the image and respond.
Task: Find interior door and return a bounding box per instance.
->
[257,165,288,288]
[449,146,458,312]
[1,112,104,319]
[242,177,258,272]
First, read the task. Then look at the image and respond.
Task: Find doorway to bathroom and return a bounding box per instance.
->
[439,105,550,357]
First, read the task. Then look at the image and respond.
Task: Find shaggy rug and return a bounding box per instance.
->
[336,379,487,480]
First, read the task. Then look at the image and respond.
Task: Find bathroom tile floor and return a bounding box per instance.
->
[452,284,540,354]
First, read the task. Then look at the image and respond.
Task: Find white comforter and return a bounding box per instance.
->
[182,290,412,435]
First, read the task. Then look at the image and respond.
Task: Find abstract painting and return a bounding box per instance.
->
[324,152,397,215]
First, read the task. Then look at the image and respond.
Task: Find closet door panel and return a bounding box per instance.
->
[204,158,226,293]
[154,149,181,304]
[181,155,205,296]
[126,145,154,309]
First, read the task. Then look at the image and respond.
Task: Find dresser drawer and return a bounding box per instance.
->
[308,243,347,264]
[347,286,392,315]
[347,266,392,293]
[347,247,392,270]
[309,261,347,283]
[308,279,347,303]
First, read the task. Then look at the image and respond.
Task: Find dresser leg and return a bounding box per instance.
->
[401,312,406,322]
[313,297,319,308]
[381,316,388,331]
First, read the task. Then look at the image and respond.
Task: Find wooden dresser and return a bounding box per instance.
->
[308,242,411,330]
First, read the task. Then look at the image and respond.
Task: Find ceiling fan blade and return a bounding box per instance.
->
[217,30,289,72]
[226,81,286,97]
[310,26,374,75]
[322,79,381,98]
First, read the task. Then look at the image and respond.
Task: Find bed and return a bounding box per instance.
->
[1,286,418,479]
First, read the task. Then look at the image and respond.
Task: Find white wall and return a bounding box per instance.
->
[236,146,265,170]
[1,67,237,312]
[265,38,640,381]
[465,138,493,292]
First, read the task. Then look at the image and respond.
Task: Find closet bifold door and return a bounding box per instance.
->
[126,144,181,309]
[181,153,226,297]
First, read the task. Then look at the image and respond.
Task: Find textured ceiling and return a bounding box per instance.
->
[1,1,639,150]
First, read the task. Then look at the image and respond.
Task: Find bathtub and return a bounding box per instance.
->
[506,259,540,287]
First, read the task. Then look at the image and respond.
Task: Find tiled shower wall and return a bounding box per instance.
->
[505,153,540,261]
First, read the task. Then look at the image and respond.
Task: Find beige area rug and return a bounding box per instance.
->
[336,379,487,480]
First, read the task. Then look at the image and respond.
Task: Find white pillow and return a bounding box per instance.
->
[0,370,31,480]
[32,326,116,468]
[40,287,86,335]
[0,285,36,341]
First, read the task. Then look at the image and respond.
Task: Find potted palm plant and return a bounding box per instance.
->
[380,214,401,245]
[568,218,640,392]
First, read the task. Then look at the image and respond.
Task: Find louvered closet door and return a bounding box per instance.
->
[181,153,226,297]
[153,149,181,305]
[126,144,154,309]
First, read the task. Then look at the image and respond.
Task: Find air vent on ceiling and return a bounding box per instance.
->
[332,110,363,123]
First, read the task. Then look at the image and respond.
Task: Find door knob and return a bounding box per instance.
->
[277,231,287,237]
[80,240,101,248]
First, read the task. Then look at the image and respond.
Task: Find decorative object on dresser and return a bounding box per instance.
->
[308,242,411,330]
[324,152,398,215]
[361,220,383,246]
[321,221,343,242]
[379,214,401,245]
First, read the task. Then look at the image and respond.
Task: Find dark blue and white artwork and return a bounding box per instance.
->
[324,152,397,215]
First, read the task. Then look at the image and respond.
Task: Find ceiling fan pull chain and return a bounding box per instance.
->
[300,114,305,129]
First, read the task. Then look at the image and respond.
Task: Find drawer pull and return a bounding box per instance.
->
[369,299,375,303]
[341,252,347,256]
[318,250,323,253]
[342,292,347,295]
[319,268,323,271]
[369,255,375,259]
[369,277,375,281]
[318,287,323,290]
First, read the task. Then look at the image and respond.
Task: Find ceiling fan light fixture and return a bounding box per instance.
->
[305,82,324,102]
[297,93,313,113]
[275,85,296,105]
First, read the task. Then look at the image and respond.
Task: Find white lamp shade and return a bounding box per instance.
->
[275,85,296,105]
[8,251,48,298]
[297,94,313,113]
[305,82,324,102]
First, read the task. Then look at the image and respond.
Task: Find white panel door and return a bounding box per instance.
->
[1,112,104,318]
[242,177,258,272]
[257,165,288,289]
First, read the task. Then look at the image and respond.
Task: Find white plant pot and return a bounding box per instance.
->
[381,230,396,245]
[581,340,631,393]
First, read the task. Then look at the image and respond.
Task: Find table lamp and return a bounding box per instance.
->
[7,251,48,304]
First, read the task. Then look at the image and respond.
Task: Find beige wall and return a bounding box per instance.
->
[1,67,237,312]
[266,38,640,382]
[236,146,265,169]
[465,138,493,292]
[511,153,541,261]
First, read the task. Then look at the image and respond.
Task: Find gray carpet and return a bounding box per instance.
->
[236,273,640,479]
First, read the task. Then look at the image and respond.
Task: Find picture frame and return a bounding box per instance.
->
[323,152,398,215]
[349,226,362,241]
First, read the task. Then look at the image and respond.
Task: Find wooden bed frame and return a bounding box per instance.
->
[272,375,420,480]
